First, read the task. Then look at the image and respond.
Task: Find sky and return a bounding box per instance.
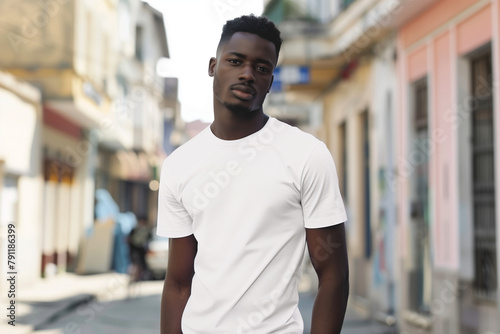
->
[147,0,265,123]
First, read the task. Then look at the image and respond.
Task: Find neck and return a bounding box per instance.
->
[211,107,269,140]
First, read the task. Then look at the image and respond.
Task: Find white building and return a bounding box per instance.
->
[0,0,177,279]
[0,71,42,289]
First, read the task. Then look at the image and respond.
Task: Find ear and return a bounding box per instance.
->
[208,57,216,77]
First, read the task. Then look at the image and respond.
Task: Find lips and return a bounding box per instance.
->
[231,84,255,100]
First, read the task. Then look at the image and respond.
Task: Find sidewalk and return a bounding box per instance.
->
[299,290,396,334]
[341,304,397,334]
[3,271,397,334]
[1,272,135,334]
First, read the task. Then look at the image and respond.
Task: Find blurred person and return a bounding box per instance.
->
[128,215,152,282]
[157,14,349,334]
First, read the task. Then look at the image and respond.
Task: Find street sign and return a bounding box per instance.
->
[271,66,310,91]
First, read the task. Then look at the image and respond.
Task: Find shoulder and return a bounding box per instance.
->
[272,117,320,141]
[268,117,326,156]
[159,126,212,192]
[161,126,211,169]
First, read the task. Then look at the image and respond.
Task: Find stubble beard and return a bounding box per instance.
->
[223,102,260,118]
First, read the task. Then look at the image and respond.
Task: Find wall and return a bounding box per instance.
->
[0,0,75,69]
[0,71,42,289]
[323,59,373,304]
[369,36,399,317]
[397,0,500,332]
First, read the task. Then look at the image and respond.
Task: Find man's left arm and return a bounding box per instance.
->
[306,222,349,334]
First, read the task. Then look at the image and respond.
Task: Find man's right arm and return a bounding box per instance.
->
[161,234,197,334]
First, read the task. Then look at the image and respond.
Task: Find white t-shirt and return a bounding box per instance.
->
[157,116,347,334]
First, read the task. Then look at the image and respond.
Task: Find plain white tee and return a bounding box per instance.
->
[157,116,347,334]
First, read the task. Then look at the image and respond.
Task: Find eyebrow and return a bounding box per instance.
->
[228,52,274,68]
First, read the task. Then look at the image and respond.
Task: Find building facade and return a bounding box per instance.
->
[396,0,500,333]
[264,0,406,323]
[95,0,174,229]
[0,71,43,289]
[0,0,119,276]
[0,0,177,280]
[267,0,500,332]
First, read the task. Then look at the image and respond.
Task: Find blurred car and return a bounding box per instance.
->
[145,229,169,279]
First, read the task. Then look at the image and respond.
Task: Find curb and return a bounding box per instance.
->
[17,294,96,333]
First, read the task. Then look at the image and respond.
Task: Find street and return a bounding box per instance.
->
[33,280,395,334]
[299,291,395,334]
[33,280,160,334]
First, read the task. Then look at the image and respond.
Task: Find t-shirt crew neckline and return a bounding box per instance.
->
[207,116,275,146]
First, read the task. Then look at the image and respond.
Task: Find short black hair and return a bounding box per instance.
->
[217,14,282,59]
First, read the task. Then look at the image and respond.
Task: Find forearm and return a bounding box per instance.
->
[310,278,349,334]
[160,279,191,334]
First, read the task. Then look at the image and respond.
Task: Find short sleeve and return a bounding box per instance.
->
[156,161,193,238]
[301,142,347,228]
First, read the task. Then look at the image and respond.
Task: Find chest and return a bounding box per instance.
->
[185,151,300,210]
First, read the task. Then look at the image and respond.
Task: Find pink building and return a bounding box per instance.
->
[397,0,500,332]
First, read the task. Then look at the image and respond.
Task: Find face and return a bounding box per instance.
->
[209,32,277,116]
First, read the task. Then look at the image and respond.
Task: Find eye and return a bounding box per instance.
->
[257,66,271,74]
[228,58,241,65]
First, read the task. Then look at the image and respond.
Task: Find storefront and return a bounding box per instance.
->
[41,105,97,276]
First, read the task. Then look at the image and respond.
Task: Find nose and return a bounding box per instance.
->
[239,64,255,82]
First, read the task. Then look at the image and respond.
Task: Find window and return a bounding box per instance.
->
[135,25,143,61]
[472,51,497,301]
[414,82,428,130]
[408,78,431,314]
[361,111,371,259]
[339,122,347,200]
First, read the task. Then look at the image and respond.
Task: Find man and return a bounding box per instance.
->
[157,14,349,334]
[128,216,152,282]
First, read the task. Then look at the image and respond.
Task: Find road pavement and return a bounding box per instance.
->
[30,280,395,334]
[299,291,396,334]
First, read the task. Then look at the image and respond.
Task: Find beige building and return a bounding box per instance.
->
[265,0,438,327]
[0,71,43,289]
[95,0,174,230]
[0,0,120,276]
[0,0,177,278]
[265,0,401,320]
